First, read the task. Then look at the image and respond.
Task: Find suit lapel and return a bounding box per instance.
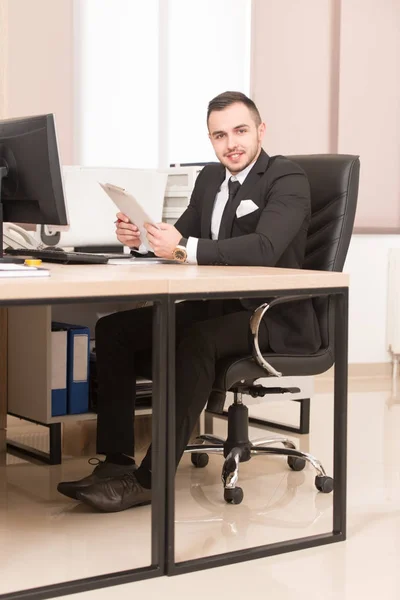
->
[201,166,225,238]
[219,150,270,240]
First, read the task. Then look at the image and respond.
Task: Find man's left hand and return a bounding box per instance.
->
[144,223,182,258]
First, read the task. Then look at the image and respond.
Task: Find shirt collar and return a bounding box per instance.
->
[222,158,257,188]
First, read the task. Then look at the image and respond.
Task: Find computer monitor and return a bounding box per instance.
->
[0,113,69,259]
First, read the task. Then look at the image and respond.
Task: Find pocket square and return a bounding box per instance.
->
[236,199,259,218]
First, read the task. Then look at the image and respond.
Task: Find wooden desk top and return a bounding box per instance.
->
[0,263,349,303]
[165,264,348,295]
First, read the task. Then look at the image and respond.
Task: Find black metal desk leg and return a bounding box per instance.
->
[49,423,62,464]
[165,297,176,574]
[333,289,348,536]
[151,299,168,570]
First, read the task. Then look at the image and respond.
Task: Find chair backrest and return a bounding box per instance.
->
[288,154,360,348]
[288,154,360,271]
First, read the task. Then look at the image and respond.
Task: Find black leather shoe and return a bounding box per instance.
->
[57,458,137,500]
[76,471,151,512]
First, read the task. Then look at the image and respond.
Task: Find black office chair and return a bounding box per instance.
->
[185,154,360,504]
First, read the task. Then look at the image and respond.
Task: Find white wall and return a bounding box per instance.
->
[344,234,400,364]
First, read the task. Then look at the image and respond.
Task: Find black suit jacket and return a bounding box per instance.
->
[174,149,321,355]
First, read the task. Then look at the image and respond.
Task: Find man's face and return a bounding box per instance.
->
[208,102,266,174]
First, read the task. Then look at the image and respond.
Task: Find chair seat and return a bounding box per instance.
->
[207,348,334,414]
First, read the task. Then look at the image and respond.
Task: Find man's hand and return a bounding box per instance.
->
[144,223,182,258]
[115,212,141,248]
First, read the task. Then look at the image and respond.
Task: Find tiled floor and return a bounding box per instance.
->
[1,376,399,599]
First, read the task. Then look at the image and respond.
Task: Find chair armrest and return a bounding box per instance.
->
[249,292,330,377]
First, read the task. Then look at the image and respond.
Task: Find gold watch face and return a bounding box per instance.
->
[173,247,187,262]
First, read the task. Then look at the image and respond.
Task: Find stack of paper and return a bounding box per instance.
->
[0,263,50,278]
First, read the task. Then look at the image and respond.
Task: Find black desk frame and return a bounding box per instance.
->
[0,293,168,600]
[0,285,348,598]
[166,286,348,575]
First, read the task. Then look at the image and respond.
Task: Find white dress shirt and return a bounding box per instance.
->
[186,159,256,264]
[134,159,256,260]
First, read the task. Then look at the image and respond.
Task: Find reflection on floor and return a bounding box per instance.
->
[1,376,400,599]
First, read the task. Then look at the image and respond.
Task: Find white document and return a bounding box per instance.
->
[107,257,178,265]
[0,264,50,278]
[99,182,159,252]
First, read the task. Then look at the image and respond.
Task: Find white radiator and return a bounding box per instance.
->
[387,249,400,354]
[387,249,400,383]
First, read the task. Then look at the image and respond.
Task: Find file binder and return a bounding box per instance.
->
[51,325,68,416]
[53,322,90,414]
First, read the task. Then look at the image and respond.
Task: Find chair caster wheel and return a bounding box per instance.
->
[224,487,244,504]
[287,456,306,471]
[315,475,334,493]
[191,453,209,468]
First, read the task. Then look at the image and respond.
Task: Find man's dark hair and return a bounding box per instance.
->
[207,91,262,127]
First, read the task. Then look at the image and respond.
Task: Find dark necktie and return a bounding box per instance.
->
[228,177,241,203]
[209,177,242,318]
[218,178,241,240]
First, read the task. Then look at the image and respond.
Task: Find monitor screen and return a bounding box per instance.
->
[0,113,69,227]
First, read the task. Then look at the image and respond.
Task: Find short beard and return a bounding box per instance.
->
[221,146,261,174]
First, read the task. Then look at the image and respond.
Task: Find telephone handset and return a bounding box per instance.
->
[3,223,44,250]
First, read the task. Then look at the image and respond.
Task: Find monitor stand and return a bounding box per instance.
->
[0,165,26,264]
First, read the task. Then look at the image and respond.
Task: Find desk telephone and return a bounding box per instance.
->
[3,223,44,251]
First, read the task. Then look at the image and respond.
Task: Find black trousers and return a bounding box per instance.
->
[95,300,270,470]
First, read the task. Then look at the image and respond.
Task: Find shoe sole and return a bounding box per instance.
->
[76,492,151,512]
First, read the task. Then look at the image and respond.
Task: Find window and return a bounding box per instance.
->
[166,0,252,166]
[76,0,159,168]
[75,0,252,168]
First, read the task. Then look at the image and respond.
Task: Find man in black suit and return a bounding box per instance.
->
[58,91,321,512]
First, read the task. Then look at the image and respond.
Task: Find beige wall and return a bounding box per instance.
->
[0,0,8,119]
[338,0,400,231]
[251,0,339,155]
[251,0,400,232]
[0,0,75,164]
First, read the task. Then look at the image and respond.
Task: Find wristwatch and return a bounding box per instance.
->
[172,238,188,263]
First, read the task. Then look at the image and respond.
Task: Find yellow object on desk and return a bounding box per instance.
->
[24,259,42,267]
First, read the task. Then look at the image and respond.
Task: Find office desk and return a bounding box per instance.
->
[0,263,348,599]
